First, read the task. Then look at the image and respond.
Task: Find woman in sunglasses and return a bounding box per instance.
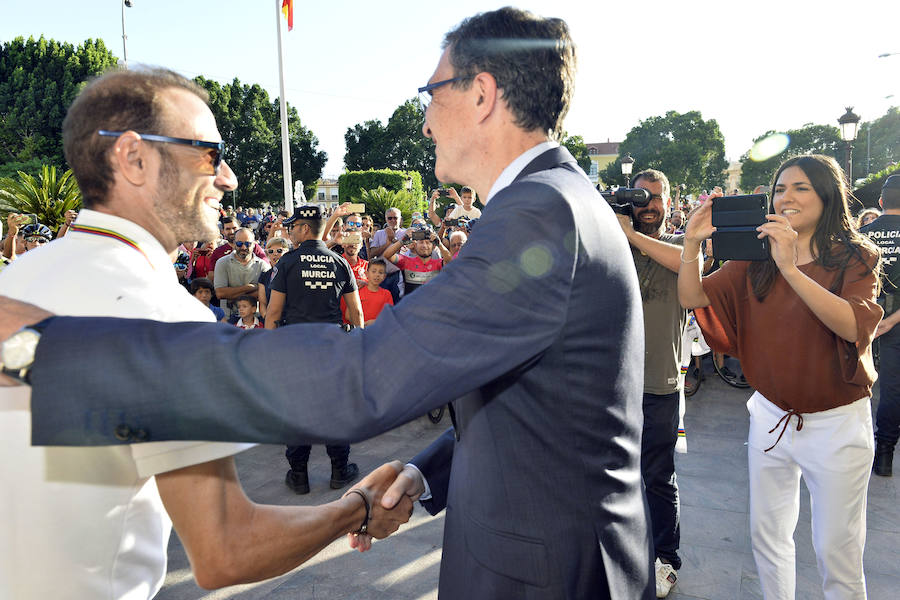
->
[678,154,881,599]
[258,236,292,319]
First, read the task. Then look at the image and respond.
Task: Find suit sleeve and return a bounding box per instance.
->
[410,428,455,515]
[28,181,579,446]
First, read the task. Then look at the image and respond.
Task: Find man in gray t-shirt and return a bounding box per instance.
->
[213,227,270,316]
[615,169,687,599]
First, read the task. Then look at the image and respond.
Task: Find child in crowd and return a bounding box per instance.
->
[190,278,225,322]
[342,259,393,326]
[233,295,264,329]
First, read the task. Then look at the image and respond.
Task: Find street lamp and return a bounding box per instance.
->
[837,107,861,184]
[620,153,635,187]
[121,0,134,69]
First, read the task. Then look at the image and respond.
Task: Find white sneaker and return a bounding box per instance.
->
[655,558,677,598]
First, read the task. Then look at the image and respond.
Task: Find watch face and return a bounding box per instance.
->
[1,329,41,371]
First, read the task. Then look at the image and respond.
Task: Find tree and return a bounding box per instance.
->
[739,124,842,191]
[344,99,438,190]
[0,36,118,169]
[0,165,82,232]
[855,107,900,182]
[603,110,728,193]
[195,76,326,209]
[561,133,592,174]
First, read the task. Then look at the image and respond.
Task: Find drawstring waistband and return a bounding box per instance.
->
[764,409,804,452]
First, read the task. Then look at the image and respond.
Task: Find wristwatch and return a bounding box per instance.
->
[1,326,43,383]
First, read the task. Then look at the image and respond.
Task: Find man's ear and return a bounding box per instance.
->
[471,71,498,123]
[879,197,884,210]
[110,131,153,186]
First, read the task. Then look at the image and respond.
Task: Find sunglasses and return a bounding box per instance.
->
[26,237,48,244]
[266,248,285,254]
[234,240,253,248]
[97,130,225,175]
[386,216,399,220]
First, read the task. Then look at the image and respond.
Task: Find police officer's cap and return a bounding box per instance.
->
[283,205,323,225]
[882,175,900,193]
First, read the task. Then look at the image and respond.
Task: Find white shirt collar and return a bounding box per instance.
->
[68,209,175,273]
[484,140,559,205]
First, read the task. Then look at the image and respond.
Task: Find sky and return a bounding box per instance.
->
[2,0,898,180]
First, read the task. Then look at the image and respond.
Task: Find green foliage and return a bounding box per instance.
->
[561,133,592,174]
[603,110,728,193]
[852,162,900,208]
[356,187,422,228]
[855,107,900,181]
[338,169,424,227]
[739,124,842,191]
[0,36,118,169]
[344,99,438,190]
[0,165,82,231]
[0,157,45,180]
[195,76,326,209]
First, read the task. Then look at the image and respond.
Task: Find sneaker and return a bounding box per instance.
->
[285,469,310,494]
[655,558,677,598]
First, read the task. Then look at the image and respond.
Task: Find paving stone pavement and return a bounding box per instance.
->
[158,362,900,599]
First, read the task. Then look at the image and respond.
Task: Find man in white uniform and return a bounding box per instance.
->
[0,67,410,599]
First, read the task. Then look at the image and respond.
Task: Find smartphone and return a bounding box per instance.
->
[346,203,365,213]
[711,194,769,261]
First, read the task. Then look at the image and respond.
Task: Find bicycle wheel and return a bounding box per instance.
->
[427,406,445,424]
[713,354,750,388]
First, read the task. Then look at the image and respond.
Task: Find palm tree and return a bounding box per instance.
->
[0,165,82,232]
[358,186,422,228]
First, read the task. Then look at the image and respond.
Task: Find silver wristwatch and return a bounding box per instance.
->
[1,327,42,383]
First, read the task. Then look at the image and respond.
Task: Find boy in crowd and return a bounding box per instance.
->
[342,259,394,326]
[233,294,263,329]
[190,278,225,322]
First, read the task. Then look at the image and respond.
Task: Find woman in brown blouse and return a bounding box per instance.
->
[678,154,882,600]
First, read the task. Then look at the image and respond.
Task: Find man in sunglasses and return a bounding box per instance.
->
[0,67,411,598]
[209,215,269,278]
[213,227,269,318]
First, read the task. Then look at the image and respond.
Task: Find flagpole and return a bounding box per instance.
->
[275,0,293,214]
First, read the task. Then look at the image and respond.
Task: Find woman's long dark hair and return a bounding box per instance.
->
[747,154,880,300]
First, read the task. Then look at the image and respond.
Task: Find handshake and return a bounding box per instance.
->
[343,461,426,552]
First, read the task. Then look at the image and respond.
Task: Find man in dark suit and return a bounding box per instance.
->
[0,7,653,599]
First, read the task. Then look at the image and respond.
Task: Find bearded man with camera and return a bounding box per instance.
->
[614,168,688,598]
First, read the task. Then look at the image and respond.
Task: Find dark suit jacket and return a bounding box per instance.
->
[29,147,653,599]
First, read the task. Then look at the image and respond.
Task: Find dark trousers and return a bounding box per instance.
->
[641,391,681,570]
[876,325,900,447]
[285,444,350,471]
[380,270,402,305]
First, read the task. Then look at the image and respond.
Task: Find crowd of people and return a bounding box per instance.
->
[1,6,898,600]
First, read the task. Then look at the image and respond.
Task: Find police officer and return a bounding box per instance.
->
[265,204,365,493]
[861,175,900,476]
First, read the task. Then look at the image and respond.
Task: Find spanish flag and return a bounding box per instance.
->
[281,0,293,31]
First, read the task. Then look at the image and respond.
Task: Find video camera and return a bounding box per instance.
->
[410,223,435,241]
[599,187,652,218]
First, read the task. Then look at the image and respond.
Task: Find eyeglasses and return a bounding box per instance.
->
[25,237,48,244]
[346,221,362,227]
[418,77,466,108]
[234,240,253,248]
[386,216,399,220]
[97,130,225,175]
[266,248,285,254]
